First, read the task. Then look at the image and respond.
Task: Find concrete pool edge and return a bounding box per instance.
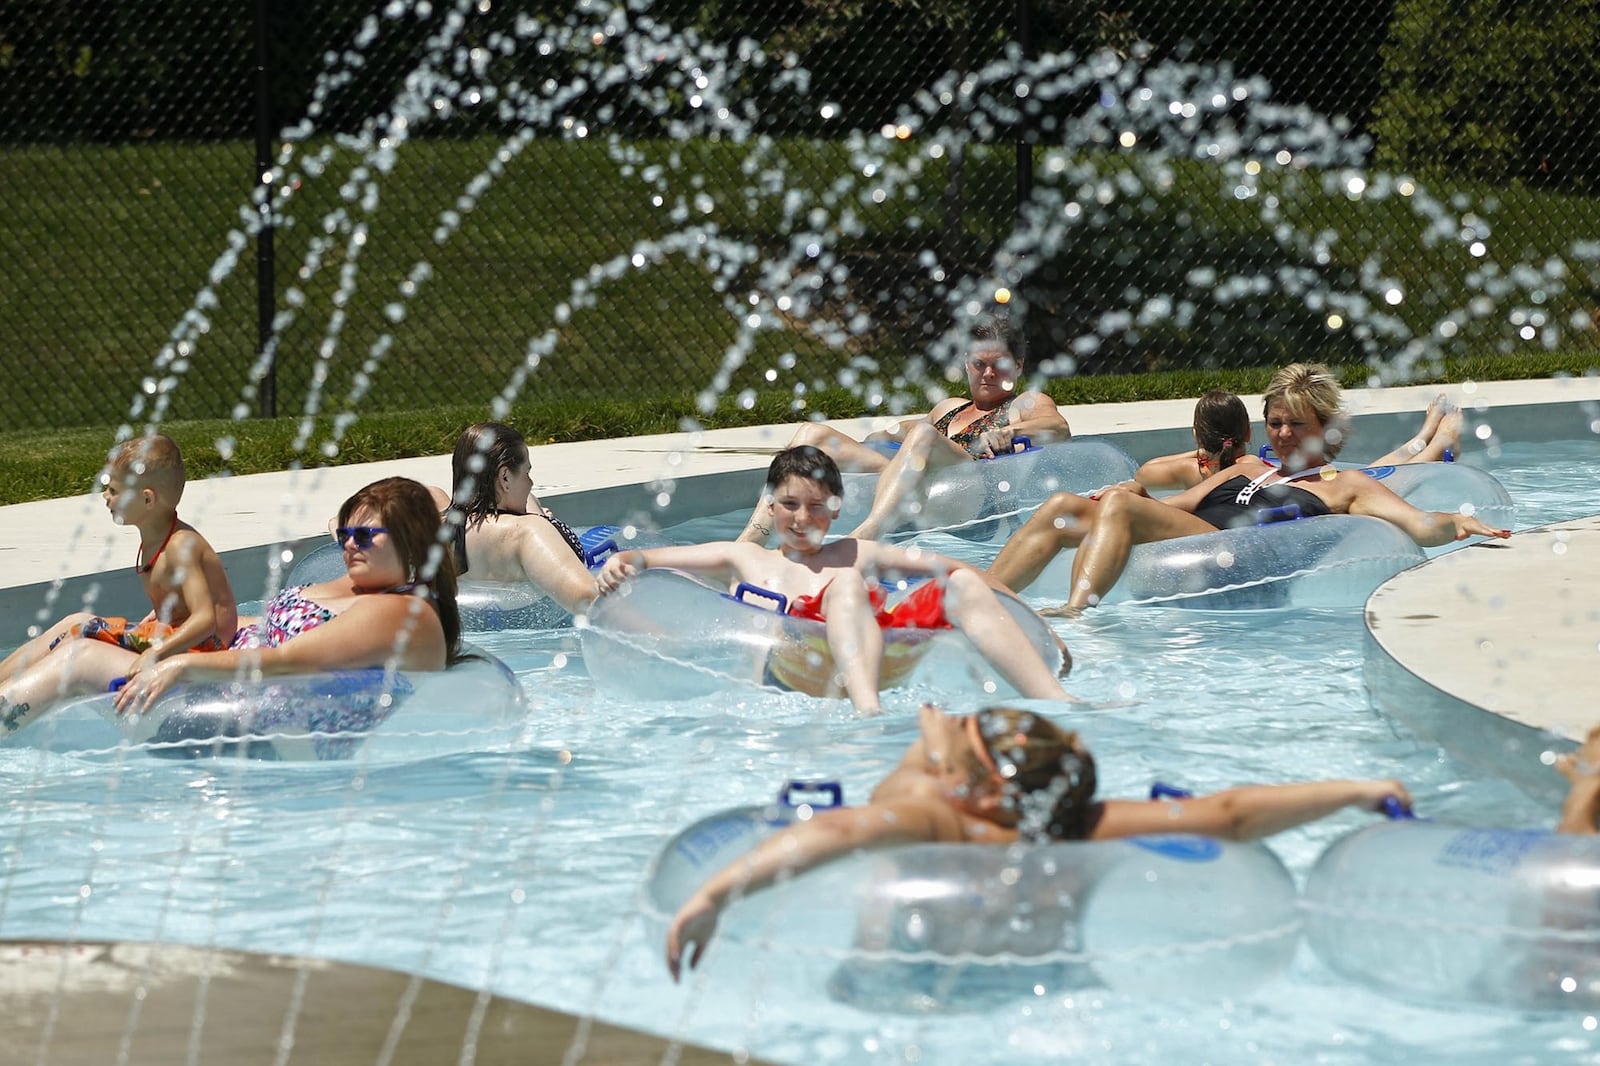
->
[1363,514,1600,777]
[0,939,759,1065]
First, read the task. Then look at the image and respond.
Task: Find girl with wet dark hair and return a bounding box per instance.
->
[440,422,596,615]
[664,702,1411,980]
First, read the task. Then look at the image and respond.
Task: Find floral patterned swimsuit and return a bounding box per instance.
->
[932,397,1016,457]
[229,585,336,649]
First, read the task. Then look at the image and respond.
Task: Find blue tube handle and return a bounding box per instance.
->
[107,677,128,693]
[1253,504,1303,526]
[1381,796,1418,820]
[583,538,618,569]
[1150,782,1193,800]
[780,780,844,809]
[730,582,787,614]
[977,435,1035,460]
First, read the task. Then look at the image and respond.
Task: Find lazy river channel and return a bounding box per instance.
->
[1,438,1597,1065]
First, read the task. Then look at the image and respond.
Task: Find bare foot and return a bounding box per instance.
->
[1040,603,1085,619]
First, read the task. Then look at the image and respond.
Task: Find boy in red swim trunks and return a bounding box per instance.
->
[0,435,238,733]
[594,446,1074,714]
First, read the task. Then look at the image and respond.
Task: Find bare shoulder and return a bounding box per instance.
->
[1012,389,1061,412]
[926,396,966,418]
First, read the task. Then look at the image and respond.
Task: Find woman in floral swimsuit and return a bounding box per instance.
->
[118,477,467,715]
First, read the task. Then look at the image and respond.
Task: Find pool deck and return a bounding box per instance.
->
[0,940,758,1065]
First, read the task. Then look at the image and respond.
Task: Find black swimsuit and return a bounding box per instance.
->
[452,509,585,575]
[1193,470,1332,530]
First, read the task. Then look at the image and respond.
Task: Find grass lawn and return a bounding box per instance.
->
[1,135,1597,502]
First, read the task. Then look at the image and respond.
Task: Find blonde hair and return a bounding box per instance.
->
[108,435,187,502]
[1262,363,1348,460]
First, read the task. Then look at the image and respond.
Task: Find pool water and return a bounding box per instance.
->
[1,440,1598,1064]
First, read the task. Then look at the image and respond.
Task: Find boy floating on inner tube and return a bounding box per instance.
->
[0,434,238,733]
[594,446,1074,714]
[665,702,1413,980]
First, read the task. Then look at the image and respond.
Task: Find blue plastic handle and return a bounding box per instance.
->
[107,677,128,693]
[1253,504,1303,526]
[779,780,844,809]
[1381,796,1418,820]
[979,434,1035,460]
[583,538,618,569]
[1149,782,1193,800]
[1442,448,1455,463]
[730,582,788,614]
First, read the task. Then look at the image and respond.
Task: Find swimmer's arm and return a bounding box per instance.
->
[864,542,1021,595]
[1558,774,1600,835]
[1134,451,1205,492]
[139,534,227,664]
[510,517,597,613]
[665,800,959,979]
[1003,392,1072,445]
[1091,779,1412,842]
[1344,475,1511,546]
[594,541,748,593]
[115,596,440,713]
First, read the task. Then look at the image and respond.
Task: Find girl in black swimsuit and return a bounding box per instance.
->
[443,422,599,616]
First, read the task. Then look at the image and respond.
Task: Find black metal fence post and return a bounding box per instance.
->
[254,0,276,419]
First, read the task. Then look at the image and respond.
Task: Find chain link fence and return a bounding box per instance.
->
[2,0,1596,431]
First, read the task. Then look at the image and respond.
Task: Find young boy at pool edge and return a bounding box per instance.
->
[593,446,1074,714]
[0,435,238,731]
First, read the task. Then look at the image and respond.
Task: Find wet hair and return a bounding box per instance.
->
[971,314,1017,359]
[971,706,1098,842]
[1193,390,1250,468]
[1263,363,1347,460]
[106,435,186,502]
[764,445,844,500]
[338,476,466,665]
[451,421,529,530]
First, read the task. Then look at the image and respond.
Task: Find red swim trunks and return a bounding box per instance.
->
[50,617,227,654]
[787,580,953,630]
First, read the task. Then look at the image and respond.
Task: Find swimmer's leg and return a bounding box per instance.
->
[848,422,970,541]
[988,493,1099,593]
[1067,492,1216,609]
[0,640,136,734]
[1374,394,1463,465]
[0,611,97,686]
[818,575,885,714]
[943,569,1073,701]
[1555,725,1600,834]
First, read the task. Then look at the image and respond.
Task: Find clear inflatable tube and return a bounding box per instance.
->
[1023,461,1517,609]
[581,569,1064,701]
[1069,514,1428,609]
[286,523,671,631]
[4,652,528,762]
[833,438,1138,543]
[1303,822,1600,1010]
[640,795,1301,1007]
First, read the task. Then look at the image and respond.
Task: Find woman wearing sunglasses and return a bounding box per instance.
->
[115,477,466,715]
[435,421,597,615]
[665,702,1411,980]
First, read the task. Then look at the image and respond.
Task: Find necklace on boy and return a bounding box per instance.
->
[135,514,180,575]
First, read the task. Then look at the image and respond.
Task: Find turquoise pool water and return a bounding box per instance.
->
[1,439,1597,1064]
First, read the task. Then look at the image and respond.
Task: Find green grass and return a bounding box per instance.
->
[2,135,1598,502]
[2,352,1592,506]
